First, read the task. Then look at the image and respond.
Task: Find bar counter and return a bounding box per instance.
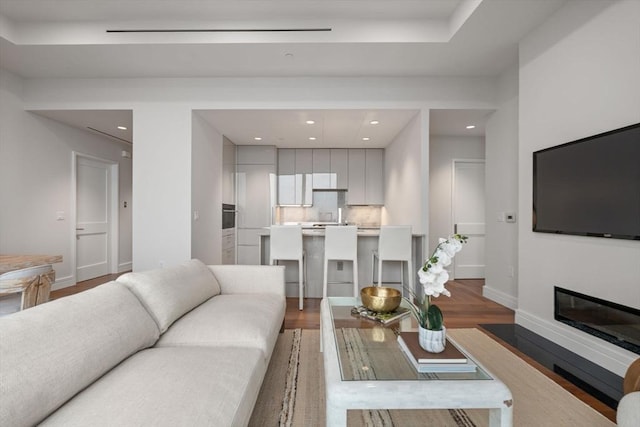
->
[259,228,424,299]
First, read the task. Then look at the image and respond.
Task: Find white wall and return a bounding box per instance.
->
[191,113,223,265]
[484,64,519,309]
[518,0,640,376]
[132,105,191,271]
[428,134,485,254]
[382,111,426,234]
[0,68,132,287]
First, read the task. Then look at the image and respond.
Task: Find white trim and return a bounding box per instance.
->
[515,309,637,377]
[50,275,75,291]
[118,261,132,273]
[483,285,517,310]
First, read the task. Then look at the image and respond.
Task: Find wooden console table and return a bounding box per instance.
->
[0,254,63,308]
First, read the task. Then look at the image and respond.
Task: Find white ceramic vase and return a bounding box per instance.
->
[418,325,446,353]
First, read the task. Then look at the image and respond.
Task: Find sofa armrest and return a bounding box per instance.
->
[207,265,285,297]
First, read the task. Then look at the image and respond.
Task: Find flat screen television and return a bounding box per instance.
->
[533,123,640,240]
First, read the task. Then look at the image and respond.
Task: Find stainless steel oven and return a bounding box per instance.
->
[222,204,236,229]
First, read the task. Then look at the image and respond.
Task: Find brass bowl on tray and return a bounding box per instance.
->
[360,286,401,313]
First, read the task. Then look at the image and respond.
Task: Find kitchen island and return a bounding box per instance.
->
[259,227,424,299]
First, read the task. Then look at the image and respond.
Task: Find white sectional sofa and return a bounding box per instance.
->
[0,259,286,427]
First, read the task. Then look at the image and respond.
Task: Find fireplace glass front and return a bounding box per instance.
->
[554,286,640,355]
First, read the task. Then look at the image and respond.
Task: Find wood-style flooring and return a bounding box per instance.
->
[50,275,616,422]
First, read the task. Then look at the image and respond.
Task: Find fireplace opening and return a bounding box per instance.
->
[554,286,640,355]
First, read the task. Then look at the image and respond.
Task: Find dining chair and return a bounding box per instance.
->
[269,225,306,310]
[323,225,358,298]
[372,225,413,297]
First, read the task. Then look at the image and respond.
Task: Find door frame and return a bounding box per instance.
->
[450,158,485,279]
[71,151,120,283]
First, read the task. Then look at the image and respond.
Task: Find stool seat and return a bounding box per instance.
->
[372,225,413,296]
[270,225,306,310]
[323,225,358,298]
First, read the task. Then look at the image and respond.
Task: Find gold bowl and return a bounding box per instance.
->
[360,286,401,313]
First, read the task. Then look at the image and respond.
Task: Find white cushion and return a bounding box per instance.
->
[117,259,221,333]
[617,391,640,427]
[0,281,159,427]
[39,347,266,427]
[156,293,285,361]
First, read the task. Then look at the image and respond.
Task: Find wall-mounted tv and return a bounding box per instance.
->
[533,123,640,240]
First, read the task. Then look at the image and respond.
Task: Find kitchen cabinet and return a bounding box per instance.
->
[277,148,312,205]
[347,148,384,205]
[330,149,348,189]
[237,145,276,264]
[222,137,236,204]
[221,228,235,264]
[313,149,348,189]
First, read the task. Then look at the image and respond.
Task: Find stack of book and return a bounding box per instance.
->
[397,332,477,373]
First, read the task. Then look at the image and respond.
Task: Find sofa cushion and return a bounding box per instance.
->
[39,346,266,427]
[0,281,159,427]
[156,293,285,361]
[117,259,221,333]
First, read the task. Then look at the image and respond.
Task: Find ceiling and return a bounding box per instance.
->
[3,0,566,146]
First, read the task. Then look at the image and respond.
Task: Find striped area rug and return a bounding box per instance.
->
[248,328,615,427]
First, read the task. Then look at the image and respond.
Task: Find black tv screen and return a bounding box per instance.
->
[533,123,640,240]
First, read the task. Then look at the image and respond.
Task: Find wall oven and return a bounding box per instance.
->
[222,204,236,229]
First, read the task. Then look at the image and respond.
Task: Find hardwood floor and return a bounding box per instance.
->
[50,275,616,422]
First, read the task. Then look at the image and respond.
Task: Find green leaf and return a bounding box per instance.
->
[427,304,444,331]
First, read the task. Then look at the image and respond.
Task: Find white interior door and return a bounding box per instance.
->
[76,156,111,282]
[452,160,485,279]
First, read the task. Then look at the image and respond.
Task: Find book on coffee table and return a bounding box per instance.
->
[351,306,411,325]
[397,332,477,373]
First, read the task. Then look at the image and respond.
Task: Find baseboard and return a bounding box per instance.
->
[118,261,132,273]
[482,285,517,310]
[516,309,636,377]
[51,275,75,291]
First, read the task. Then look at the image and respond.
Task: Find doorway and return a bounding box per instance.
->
[451,159,485,279]
[73,153,119,282]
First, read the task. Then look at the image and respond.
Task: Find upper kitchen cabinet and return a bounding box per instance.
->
[330,149,348,189]
[313,149,348,190]
[222,137,236,204]
[278,149,312,206]
[347,148,384,205]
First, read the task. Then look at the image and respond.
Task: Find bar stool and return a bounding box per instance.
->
[372,225,413,296]
[323,225,358,298]
[269,225,306,310]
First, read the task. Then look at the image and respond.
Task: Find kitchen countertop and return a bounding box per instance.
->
[260,227,422,237]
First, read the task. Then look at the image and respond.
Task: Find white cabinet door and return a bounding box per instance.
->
[295,149,313,205]
[330,149,348,189]
[222,137,236,204]
[365,149,384,205]
[313,149,331,189]
[237,145,276,164]
[237,163,275,228]
[278,149,296,205]
[347,149,366,205]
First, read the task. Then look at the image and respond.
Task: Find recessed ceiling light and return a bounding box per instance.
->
[254,137,262,141]
[306,120,315,125]
[362,137,371,141]
[309,137,317,141]
[370,120,379,125]
[117,126,127,130]
[466,125,476,129]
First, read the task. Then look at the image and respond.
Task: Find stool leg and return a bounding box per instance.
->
[298,257,304,311]
[352,258,358,297]
[323,257,329,298]
[400,260,404,294]
[378,257,383,287]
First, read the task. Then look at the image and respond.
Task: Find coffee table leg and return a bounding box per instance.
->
[326,398,347,427]
[489,405,513,427]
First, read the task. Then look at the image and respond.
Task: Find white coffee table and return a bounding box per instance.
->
[320,297,513,426]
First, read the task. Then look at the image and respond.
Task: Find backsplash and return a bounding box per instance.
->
[276,203,381,227]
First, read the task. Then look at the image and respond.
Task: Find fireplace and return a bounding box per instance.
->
[554,286,640,355]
